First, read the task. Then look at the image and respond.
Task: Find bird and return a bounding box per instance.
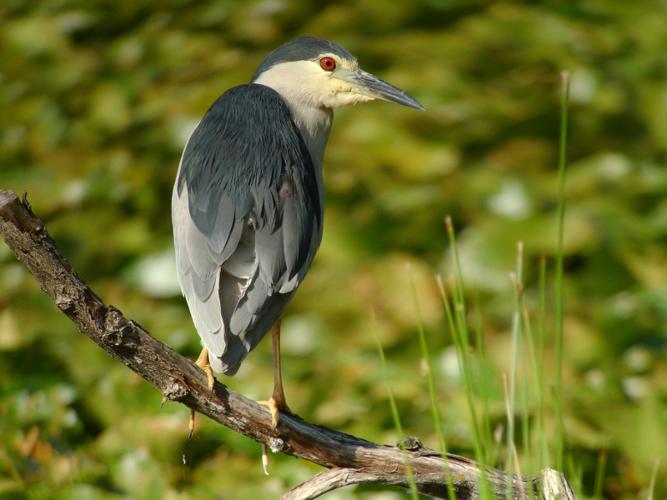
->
[172,36,423,428]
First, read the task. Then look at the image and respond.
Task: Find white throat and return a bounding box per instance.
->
[288,104,332,171]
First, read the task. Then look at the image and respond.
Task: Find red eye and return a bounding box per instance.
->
[319,56,336,71]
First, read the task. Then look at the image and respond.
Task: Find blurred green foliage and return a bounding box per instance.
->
[1,0,666,498]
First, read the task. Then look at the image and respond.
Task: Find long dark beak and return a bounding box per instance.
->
[353,69,424,110]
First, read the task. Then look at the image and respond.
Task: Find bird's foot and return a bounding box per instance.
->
[258,396,291,429]
[189,347,216,438]
[259,320,291,430]
[195,347,216,391]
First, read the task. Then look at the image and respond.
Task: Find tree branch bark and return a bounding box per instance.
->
[0,189,575,499]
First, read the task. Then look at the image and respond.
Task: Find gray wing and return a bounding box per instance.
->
[172,84,322,375]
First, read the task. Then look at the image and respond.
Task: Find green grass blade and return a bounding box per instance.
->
[647,458,661,500]
[566,453,583,497]
[507,242,524,478]
[435,275,483,453]
[520,374,530,477]
[372,316,419,500]
[537,254,550,467]
[554,70,571,471]
[593,450,607,499]
[442,217,493,499]
[522,300,544,471]
[502,373,526,499]
[408,269,457,500]
[472,287,495,465]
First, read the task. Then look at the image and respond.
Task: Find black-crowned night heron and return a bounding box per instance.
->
[172,37,423,428]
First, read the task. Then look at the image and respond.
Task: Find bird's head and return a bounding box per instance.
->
[252,37,424,111]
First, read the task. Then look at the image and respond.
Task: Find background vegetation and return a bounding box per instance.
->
[1,0,666,498]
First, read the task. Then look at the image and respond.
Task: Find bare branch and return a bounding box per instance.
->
[282,468,392,499]
[284,466,575,500]
[0,189,575,499]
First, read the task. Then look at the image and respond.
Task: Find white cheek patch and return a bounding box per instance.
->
[255,60,322,92]
[254,59,374,109]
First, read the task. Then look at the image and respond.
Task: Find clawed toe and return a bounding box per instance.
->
[258,397,290,429]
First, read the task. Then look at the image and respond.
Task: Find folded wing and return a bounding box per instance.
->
[172,84,322,375]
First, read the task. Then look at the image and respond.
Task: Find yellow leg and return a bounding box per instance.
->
[260,321,290,429]
[189,347,215,437]
[196,347,216,390]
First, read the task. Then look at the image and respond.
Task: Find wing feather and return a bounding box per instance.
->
[172,83,322,375]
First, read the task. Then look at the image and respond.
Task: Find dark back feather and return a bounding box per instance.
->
[173,83,322,374]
